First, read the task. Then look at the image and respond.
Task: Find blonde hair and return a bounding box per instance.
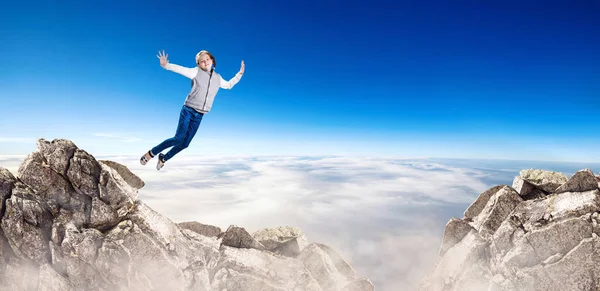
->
[195,50,216,68]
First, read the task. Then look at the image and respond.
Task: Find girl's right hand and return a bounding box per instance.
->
[157,50,169,66]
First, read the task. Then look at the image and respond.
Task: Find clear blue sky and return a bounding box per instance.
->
[1,0,599,162]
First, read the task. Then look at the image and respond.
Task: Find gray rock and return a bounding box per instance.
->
[438,217,475,256]
[513,176,547,200]
[253,226,304,249]
[178,221,221,237]
[219,225,266,250]
[16,151,83,217]
[298,243,348,291]
[464,185,505,219]
[315,243,356,279]
[99,160,145,189]
[512,176,536,197]
[252,226,310,257]
[210,245,322,291]
[273,235,309,257]
[66,149,102,199]
[470,185,523,237]
[418,230,489,291]
[519,168,568,193]
[555,168,598,194]
[2,184,54,263]
[36,138,78,176]
[0,167,16,214]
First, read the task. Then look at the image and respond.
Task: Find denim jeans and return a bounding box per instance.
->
[151,105,204,161]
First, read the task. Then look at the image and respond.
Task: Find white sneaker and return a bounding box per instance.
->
[156,153,165,170]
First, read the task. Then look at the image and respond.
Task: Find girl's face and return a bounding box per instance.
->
[197,53,213,71]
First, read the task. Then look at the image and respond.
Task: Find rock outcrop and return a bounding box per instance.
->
[0,138,373,291]
[419,168,600,291]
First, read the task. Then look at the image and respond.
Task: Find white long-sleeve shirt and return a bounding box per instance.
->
[161,63,242,89]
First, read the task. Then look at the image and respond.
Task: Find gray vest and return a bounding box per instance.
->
[184,68,221,114]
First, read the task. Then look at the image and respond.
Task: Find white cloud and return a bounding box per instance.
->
[92,133,142,143]
[0,137,35,143]
[0,156,25,174]
[94,155,504,290]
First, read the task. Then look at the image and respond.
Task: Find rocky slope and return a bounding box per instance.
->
[419,167,600,291]
[0,138,373,291]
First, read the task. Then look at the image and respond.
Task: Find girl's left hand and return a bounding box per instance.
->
[239,60,245,75]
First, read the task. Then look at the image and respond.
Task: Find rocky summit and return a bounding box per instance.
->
[0,138,373,291]
[419,167,600,291]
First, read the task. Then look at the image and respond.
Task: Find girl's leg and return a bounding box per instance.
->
[182,112,204,148]
[163,110,204,162]
[151,106,193,156]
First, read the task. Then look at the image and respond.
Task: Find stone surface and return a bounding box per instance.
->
[555,169,598,194]
[252,226,309,257]
[98,160,145,189]
[519,169,568,193]
[178,221,222,237]
[219,225,267,250]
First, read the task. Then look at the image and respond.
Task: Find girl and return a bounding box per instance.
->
[140,50,245,170]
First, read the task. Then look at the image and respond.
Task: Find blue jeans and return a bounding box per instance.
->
[151,105,204,162]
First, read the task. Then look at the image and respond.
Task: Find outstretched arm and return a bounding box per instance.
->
[220,60,245,89]
[157,50,198,79]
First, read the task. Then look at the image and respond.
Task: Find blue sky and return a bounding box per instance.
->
[1,0,599,162]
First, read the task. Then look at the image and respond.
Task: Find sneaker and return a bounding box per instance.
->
[140,150,154,165]
[156,153,166,170]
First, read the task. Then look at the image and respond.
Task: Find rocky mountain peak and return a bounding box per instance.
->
[419,167,600,291]
[0,138,373,291]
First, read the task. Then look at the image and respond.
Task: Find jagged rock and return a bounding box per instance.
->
[470,185,523,237]
[98,160,145,189]
[36,138,78,175]
[519,168,568,193]
[438,217,475,256]
[0,168,16,214]
[0,138,370,290]
[512,176,535,196]
[464,185,504,219]
[512,176,547,200]
[315,243,357,278]
[418,230,489,291]
[2,182,54,263]
[252,226,309,256]
[178,221,221,237]
[219,225,266,250]
[298,243,349,291]
[419,168,600,291]
[272,235,309,257]
[253,226,304,249]
[555,169,598,194]
[210,245,321,291]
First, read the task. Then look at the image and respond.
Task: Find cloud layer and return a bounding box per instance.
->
[104,155,511,290]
